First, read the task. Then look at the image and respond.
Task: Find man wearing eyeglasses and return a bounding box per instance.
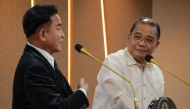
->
[92,17,164,109]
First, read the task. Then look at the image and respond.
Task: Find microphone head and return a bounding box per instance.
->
[145,55,153,62]
[75,44,83,52]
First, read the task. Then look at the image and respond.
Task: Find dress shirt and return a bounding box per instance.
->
[27,43,54,68]
[92,47,164,109]
[27,43,87,96]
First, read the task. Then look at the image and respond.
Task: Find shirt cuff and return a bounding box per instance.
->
[79,88,87,97]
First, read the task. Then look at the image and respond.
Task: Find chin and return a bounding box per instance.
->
[56,49,61,52]
[135,52,146,57]
[135,55,146,61]
[54,49,61,53]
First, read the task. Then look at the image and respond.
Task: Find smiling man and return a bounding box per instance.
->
[92,17,164,109]
[13,4,89,109]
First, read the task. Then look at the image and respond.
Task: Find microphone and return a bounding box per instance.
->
[145,55,190,86]
[75,44,139,109]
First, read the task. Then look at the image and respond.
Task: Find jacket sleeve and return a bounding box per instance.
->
[24,65,89,109]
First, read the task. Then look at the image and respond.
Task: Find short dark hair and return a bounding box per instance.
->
[22,4,58,38]
[130,17,161,40]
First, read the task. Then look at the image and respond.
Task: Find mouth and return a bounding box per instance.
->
[59,40,63,43]
[135,49,146,53]
[58,41,62,46]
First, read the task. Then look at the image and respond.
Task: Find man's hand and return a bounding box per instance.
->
[78,78,89,93]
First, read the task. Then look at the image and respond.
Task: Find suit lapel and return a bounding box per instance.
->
[24,44,72,97]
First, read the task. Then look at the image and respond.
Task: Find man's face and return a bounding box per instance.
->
[127,23,160,62]
[45,14,65,54]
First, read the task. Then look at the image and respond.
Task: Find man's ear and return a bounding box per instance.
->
[38,29,47,41]
[127,33,131,40]
[156,41,160,48]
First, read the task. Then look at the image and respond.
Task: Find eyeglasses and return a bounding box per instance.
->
[131,35,157,45]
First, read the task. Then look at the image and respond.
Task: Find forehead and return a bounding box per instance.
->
[50,14,62,25]
[132,23,157,36]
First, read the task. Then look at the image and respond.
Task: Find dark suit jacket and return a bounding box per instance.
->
[13,44,89,109]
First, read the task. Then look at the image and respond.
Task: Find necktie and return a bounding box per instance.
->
[54,60,73,95]
[54,61,65,82]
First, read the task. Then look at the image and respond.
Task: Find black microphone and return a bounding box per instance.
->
[75,44,93,58]
[75,44,82,52]
[75,44,139,109]
[145,55,190,86]
[145,55,153,62]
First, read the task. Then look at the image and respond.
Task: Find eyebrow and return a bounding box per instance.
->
[134,32,142,35]
[57,23,62,27]
[147,35,154,38]
[134,32,155,38]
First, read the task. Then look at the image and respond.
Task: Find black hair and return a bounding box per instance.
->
[130,17,161,40]
[22,4,58,38]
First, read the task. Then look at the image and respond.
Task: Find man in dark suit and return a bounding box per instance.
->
[12,4,89,109]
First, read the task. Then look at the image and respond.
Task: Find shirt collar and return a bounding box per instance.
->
[27,43,55,68]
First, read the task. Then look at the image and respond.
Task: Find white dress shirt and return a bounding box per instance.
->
[27,43,55,68]
[92,47,164,109]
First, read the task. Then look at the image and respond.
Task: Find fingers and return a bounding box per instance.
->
[78,78,89,92]
[80,78,85,83]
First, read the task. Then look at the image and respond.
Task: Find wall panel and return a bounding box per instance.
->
[153,0,190,108]
[0,0,30,108]
[72,1,104,109]
[104,0,152,54]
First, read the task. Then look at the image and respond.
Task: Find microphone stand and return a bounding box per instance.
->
[149,57,190,86]
[79,47,139,109]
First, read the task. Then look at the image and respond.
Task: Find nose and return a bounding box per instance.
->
[60,30,65,38]
[138,38,147,46]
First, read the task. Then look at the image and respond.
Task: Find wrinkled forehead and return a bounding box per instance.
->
[134,22,157,32]
[133,23,158,38]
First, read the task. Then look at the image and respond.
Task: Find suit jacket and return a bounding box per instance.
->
[13,44,89,109]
